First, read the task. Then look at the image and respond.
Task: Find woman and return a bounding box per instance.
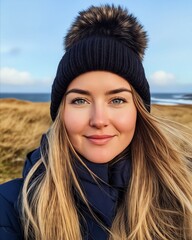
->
[0,5,192,240]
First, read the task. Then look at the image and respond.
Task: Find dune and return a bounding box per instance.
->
[151,104,192,127]
[0,99,191,183]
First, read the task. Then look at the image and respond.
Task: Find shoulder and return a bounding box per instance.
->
[0,179,24,240]
[0,178,23,203]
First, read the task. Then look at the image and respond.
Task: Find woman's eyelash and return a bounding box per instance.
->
[71,98,89,105]
[110,97,127,104]
[70,97,127,105]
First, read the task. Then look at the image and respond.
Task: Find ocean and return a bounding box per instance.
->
[0,93,192,105]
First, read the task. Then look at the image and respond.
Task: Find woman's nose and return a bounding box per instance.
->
[89,105,109,128]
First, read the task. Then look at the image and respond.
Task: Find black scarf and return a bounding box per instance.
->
[73,149,132,239]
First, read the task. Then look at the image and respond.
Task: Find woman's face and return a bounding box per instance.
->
[64,71,137,163]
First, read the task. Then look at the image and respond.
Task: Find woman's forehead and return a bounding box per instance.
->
[66,71,132,91]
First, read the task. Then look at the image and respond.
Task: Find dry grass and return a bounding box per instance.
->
[152,104,192,128]
[0,99,51,183]
[0,99,191,183]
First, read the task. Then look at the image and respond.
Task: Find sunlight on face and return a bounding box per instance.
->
[64,71,137,163]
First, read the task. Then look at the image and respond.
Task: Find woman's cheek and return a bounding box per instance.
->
[64,108,88,132]
[112,109,137,131]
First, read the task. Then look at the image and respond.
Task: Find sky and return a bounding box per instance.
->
[1,0,192,93]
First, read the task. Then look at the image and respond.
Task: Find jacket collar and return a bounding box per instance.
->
[73,149,132,227]
[74,149,132,188]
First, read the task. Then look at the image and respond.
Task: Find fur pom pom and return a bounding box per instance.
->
[65,5,148,60]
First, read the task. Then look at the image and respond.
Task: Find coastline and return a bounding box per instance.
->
[0,98,191,183]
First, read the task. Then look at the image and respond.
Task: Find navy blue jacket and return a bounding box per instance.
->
[0,136,131,240]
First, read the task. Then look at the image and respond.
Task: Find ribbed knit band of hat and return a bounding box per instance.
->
[50,5,150,121]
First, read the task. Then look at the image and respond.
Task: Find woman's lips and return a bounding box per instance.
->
[85,135,115,145]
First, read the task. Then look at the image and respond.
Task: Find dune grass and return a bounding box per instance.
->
[0,98,191,183]
[152,104,192,127]
[0,99,51,183]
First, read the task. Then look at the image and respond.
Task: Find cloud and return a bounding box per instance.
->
[0,67,53,92]
[149,71,175,86]
[0,67,34,85]
[0,47,22,56]
[148,70,192,93]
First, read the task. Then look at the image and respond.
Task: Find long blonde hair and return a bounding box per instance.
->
[21,89,192,240]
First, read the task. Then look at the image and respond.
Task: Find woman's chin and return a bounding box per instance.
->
[79,152,120,164]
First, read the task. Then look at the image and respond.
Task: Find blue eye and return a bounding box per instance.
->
[111,98,126,104]
[71,98,88,105]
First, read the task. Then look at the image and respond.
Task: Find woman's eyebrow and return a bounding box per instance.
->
[65,89,91,96]
[105,88,132,95]
[65,88,132,96]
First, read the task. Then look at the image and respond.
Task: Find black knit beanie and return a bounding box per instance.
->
[50,5,150,121]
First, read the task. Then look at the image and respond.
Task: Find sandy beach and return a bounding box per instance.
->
[0,98,191,183]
